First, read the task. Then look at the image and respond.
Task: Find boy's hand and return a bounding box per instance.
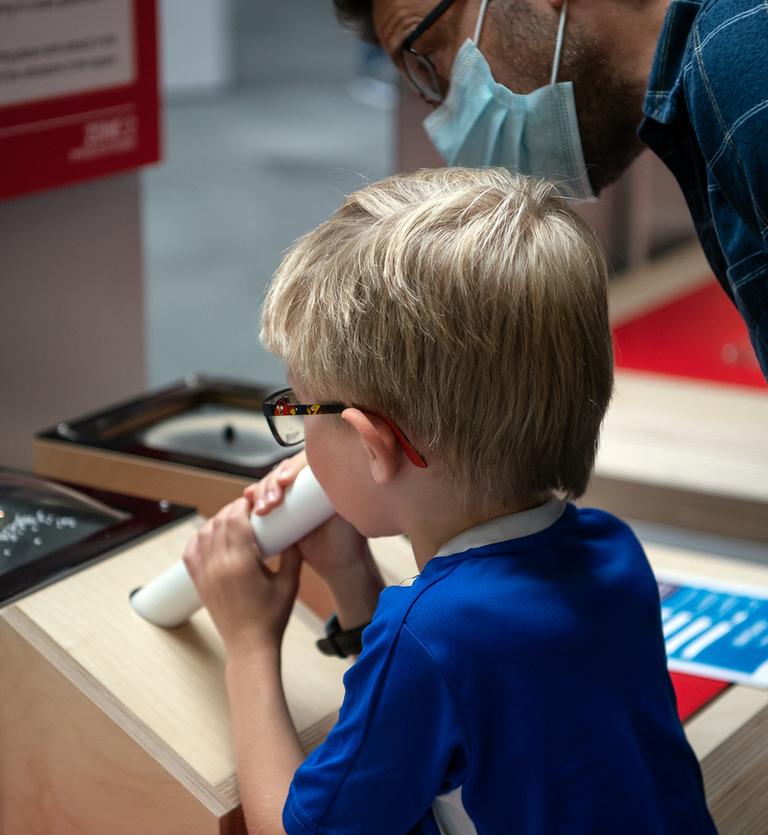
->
[182,498,302,658]
[245,450,307,515]
[243,451,384,630]
[296,515,384,630]
[245,451,363,585]
[295,514,369,585]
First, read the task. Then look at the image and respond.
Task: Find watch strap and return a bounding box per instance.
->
[316,613,369,658]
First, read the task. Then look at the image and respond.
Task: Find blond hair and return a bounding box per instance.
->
[262,168,612,503]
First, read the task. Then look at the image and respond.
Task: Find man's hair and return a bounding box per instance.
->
[262,168,612,504]
[333,0,378,44]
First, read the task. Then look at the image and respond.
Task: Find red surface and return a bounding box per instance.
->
[0,0,160,201]
[612,280,767,389]
[670,671,730,722]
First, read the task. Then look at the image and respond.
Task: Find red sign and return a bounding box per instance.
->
[0,0,160,201]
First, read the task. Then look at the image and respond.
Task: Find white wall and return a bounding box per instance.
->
[159,0,234,97]
[0,173,146,470]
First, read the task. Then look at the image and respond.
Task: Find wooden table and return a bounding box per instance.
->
[0,517,352,834]
[646,542,768,835]
[3,507,768,833]
[581,243,768,544]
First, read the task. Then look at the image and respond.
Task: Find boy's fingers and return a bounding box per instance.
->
[225,500,261,555]
[250,469,286,513]
[182,533,201,577]
[242,481,259,502]
[247,451,308,514]
[275,455,306,486]
[194,521,213,563]
[253,487,283,515]
[209,513,229,570]
[223,497,250,522]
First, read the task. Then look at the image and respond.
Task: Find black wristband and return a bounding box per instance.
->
[316,613,370,658]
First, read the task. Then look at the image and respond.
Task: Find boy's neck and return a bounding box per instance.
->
[399,483,551,571]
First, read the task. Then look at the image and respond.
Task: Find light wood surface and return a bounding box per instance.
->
[585,366,768,543]
[0,516,352,833]
[3,500,768,832]
[645,542,768,834]
[599,371,768,505]
[0,616,225,835]
[580,244,768,542]
[32,439,339,619]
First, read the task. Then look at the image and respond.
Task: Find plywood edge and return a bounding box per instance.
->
[700,691,768,788]
[581,474,768,544]
[685,684,768,762]
[33,438,252,517]
[298,710,342,758]
[213,709,341,811]
[0,604,236,818]
[692,688,768,831]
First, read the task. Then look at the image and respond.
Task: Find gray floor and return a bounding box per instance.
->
[141,0,395,390]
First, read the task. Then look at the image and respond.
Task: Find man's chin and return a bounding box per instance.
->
[584,138,646,197]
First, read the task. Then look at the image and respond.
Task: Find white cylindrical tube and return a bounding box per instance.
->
[130,467,335,628]
[249,465,335,556]
[129,560,201,629]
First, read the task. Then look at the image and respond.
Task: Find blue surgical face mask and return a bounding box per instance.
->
[423,1,595,202]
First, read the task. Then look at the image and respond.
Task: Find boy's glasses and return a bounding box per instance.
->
[262,388,427,468]
[401,0,461,104]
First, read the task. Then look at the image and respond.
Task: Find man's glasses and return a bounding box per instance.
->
[401,0,461,104]
[262,388,427,468]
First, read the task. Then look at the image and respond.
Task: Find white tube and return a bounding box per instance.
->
[249,465,335,556]
[130,467,335,628]
[129,560,202,629]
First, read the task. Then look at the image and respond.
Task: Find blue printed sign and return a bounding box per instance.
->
[658,574,768,687]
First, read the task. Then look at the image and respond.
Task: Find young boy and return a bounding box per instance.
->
[183,168,718,835]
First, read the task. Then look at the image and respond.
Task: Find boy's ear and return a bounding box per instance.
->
[342,409,402,485]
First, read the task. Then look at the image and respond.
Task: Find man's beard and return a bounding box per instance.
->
[561,34,648,195]
[490,0,649,195]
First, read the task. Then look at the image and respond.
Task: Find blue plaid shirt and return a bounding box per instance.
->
[639,0,768,378]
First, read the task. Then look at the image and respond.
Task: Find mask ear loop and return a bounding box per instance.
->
[473,0,491,43]
[550,1,567,85]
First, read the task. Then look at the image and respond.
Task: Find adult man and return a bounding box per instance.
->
[334,0,768,378]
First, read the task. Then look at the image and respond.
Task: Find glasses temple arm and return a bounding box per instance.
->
[375,414,428,469]
[404,0,459,48]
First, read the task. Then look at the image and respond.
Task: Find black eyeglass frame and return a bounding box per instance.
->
[262,388,344,448]
[400,0,462,104]
[262,388,427,468]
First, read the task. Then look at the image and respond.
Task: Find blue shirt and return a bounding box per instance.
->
[639,0,768,378]
[284,501,717,835]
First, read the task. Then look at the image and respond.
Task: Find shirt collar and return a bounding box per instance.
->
[434,496,568,558]
[643,0,702,123]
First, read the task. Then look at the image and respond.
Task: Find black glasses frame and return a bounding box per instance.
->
[401,0,462,104]
[262,388,344,447]
[262,388,428,468]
